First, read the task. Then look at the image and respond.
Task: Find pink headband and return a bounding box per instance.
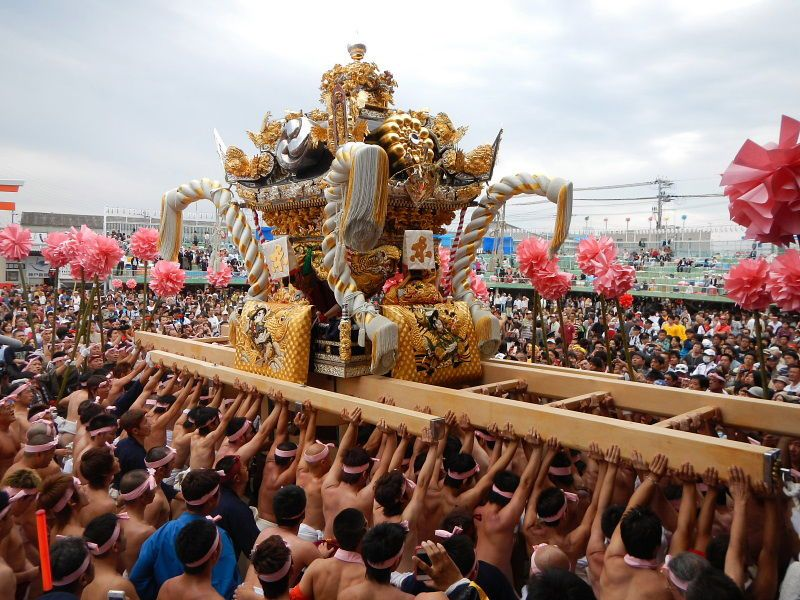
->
[366,547,404,570]
[52,552,91,587]
[185,528,220,568]
[89,425,117,437]
[24,439,57,453]
[4,486,38,503]
[52,478,81,513]
[548,465,572,477]
[86,521,121,556]
[275,446,298,459]
[663,555,689,591]
[184,485,220,506]
[342,462,370,474]
[538,491,578,523]
[303,441,334,464]
[258,554,293,583]
[144,447,176,469]
[28,410,49,423]
[435,526,463,539]
[530,543,549,575]
[227,419,251,442]
[491,484,514,499]
[8,382,32,397]
[31,419,57,437]
[623,554,661,569]
[120,473,156,501]
[447,463,480,480]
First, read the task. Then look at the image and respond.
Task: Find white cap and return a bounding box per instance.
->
[703,348,716,356]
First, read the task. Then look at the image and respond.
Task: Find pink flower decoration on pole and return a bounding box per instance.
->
[517,236,556,281]
[111,279,123,290]
[536,264,574,301]
[0,223,33,262]
[724,258,771,310]
[469,270,489,303]
[82,235,124,280]
[206,263,233,288]
[593,259,637,299]
[125,278,137,290]
[149,260,186,297]
[42,231,72,268]
[721,115,800,245]
[130,228,160,262]
[767,250,800,311]
[576,235,617,276]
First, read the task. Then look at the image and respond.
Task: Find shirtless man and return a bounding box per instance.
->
[600,453,672,600]
[215,385,260,460]
[321,408,391,537]
[61,372,105,438]
[118,469,157,573]
[0,492,17,599]
[474,430,544,585]
[292,508,367,600]
[78,447,120,525]
[5,431,59,481]
[237,534,293,600]
[73,413,118,481]
[339,522,413,600]
[189,394,243,469]
[0,469,40,598]
[257,396,305,525]
[8,381,35,441]
[157,518,224,600]
[144,373,200,450]
[251,485,323,583]
[143,446,177,527]
[0,398,20,479]
[586,445,622,592]
[295,403,332,538]
[82,513,140,600]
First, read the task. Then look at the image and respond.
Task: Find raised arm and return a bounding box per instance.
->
[669,463,698,555]
[323,407,361,488]
[235,395,282,464]
[130,366,164,411]
[567,443,609,554]
[750,482,779,600]
[403,430,438,523]
[724,466,749,590]
[587,445,621,568]
[523,436,561,531]
[155,372,196,429]
[243,387,261,421]
[388,424,412,474]
[206,393,244,448]
[459,425,520,509]
[605,453,668,560]
[499,430,543,525]
[367,420,396,486]
[693,468,719,554]
[457,413,475,457]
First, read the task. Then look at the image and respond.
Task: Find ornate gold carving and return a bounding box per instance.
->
[308,109,329,122]
[224,147,274,179]
[347,244,401,297]
[320,61,397,109]
[339,318,352,361]
[442,145,495,177]
[370,113,435,175]
[383,277,443,306]
[432,112,468,147]
[270,283,309,305]
[247,112,284,150]
[352,120,370,142]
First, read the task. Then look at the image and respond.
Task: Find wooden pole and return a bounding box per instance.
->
[17,264,38,348]
[753,309,770,398]
[556,298,570,368]
[614,298,636,381]
[531,290,539,363]
[599,296,613,371]
[50,272,59,358]
[94,276,104,349]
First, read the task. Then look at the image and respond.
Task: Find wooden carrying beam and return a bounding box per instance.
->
[136,332,236,365]
[486,359,621,380]
[481,360,800,438]
[655,406,720,431]
[548,392,610,410]
[148,350,445,440]
[337,376,778,485]
[461,379,526,395]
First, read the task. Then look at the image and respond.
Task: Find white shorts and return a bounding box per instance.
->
[298,523,323,542]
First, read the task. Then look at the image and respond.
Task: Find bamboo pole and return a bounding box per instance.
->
[614,298,636,381]
[599,296,613,371]
[753,310,770,398]
[556,298,570,368]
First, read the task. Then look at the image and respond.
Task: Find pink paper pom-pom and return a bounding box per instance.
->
[469,270,489,303]
[593,259,637,299]
[130,228,160,262]
[0,223,33,262]
[206,263,233,288]
[82,234,124,280]
[42,231,72,268]
[536,264,574,301]
[724,258,771,310]
[111,279,123,289]
[767,250,800,311]
[721,115,800,246]
[517,236,556,281]
[576,235,617,276]
[126,278,137,290]
[382,271,405,295]
[149,260,186,297]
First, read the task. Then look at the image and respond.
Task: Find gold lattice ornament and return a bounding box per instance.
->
[234,300,312,384]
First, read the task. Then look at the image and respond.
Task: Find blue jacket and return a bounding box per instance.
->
[129,511,241,600]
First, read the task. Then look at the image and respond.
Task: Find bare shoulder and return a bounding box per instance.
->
[0,561,15,597]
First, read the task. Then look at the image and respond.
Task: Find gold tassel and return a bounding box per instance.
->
[339,317,352,361]
[549,183,572,256]
[474,313,495,346]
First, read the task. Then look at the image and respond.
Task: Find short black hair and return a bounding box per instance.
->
[488,470,519,506]
[537,487,567,527]
[225,416,247,438]
[686,568,744,600]
[78,400,104,425]
[341,447,371,485]
[194,407,220,434]
[274,441,298,467]
[374,471,406,517]
[86,413,118,435]
[526,568,595,600]
[620,506,662,560]
[273,484,306,527]
[441,534,476,577]
[443,453,477,489]
[362,523,406,583]
[548,452,574,487]
[176,518,219,574]
[83,513,120,557]
[50,536,91,592]
[182,469,220,510]
[333,508,367,551]
[79,447,116,489]
[705,534,729,571]
[252,535,292,599]
[600,504,625,539]
[438,509,476,543]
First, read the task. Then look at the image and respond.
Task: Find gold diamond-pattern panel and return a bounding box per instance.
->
[382,301,482,386]
[234,300,312,384]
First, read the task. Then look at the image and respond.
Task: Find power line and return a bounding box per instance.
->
[574,181,657,191]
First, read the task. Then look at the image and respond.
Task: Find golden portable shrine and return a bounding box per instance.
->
[147,44,795,487]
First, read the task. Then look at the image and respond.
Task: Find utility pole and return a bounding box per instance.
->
[655,177,673,229]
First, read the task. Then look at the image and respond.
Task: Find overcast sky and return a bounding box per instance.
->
[1,0,798,233]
